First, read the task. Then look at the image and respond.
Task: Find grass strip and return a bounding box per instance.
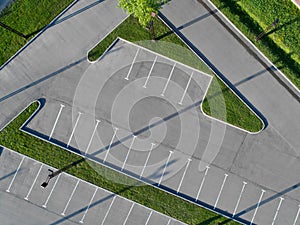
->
[88,15,263,132]
[0,0,74,66]
[0,101,240,225]
[210,0,300,89]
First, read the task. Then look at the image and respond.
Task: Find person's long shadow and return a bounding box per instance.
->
[264,17,299,37]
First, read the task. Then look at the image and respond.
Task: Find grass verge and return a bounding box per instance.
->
[0,0,74,66]
[210,0,300,89]
[0,101,240,225]
[88,15,263,132]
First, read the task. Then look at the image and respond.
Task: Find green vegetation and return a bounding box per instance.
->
[0,101,240,225]
[210,0,300,89]
[88,15,263,132]
[0,0,74,66]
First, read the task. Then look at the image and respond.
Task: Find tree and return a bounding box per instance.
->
[118,0,168,40]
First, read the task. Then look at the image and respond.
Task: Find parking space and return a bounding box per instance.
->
[0,147,186,225]
[21,38,300,225]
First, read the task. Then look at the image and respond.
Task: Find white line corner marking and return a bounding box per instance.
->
[214,174,228,209]
[140,143,155,179]
[250,189,266,225]
[179,71,194,105]
[195,166,210,202]
[176,158,192,193]
[232,181,247,217]
[125,48,140,80]
[49,104,65,140]
[6,156,25,192]
[158,151,173,186]
[67,112,82,148]
[121,135,137,171]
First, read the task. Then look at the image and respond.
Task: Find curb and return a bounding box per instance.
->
[206,0,300,95]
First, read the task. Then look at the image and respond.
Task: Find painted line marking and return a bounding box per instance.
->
[144,210,153,225]
[42,174,61,208]
[195,166,210,202]
[166,218,171,225]
[24,164,43,200]
[61,179,80,216]
[179,71,194,105]
[103,127,119,163]
[6,156,25,192]
[232,181,247,217]
[67,112,82,148]
[214,174,228,209]
[121,135,137,171]
[176,158,192,193]
[100,195,116,225]
[125,48,140,80]
[250,189,266,225]
[143,56,158,88]
[140,143,155,179]
[161,63,176,96]
[79,187,98,223]
[84,120,100,156]
[158,151,173,186]
[123,202,135,225]
[271,197,284,225]
[49,104,65,140]
[292,205,300,225]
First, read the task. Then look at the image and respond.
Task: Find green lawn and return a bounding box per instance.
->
[0,0,74,66]
[0,101,240,225]
[210,0,300,89]
[88,15,263,132]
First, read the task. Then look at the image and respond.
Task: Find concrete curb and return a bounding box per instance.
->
[158,13,265,134]
[15,99,247,225]
[206,0,300,95]
[1,145,188,225]
[0,0,80,71]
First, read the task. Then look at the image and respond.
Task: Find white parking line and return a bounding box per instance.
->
[158,151,173,186]
[103,127,119,163]
[143,56,158,88]
[144,210,153,225]
[123,202,135,225]
[232,181,247,217]
[49,104,65,140]
[121,135,137,171]
[166,218,171,225]
[79,187,98,223]
[214,174,228,209]
[176,158,192,193]
[100,195,116,225]
[6,155,25,193]
[67,112,82,148]
[85,120,101,156]
[140,143,155,179]
[42,173,61,208]
[292,205,300,225]
[61,179,80,216]
[179,71,193,105]
[161,63,176,96]
[250,189,266,225]
[125,48,140,80]
[195,166,210,202]
[271,197,284,225]
[24,164,43,200]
